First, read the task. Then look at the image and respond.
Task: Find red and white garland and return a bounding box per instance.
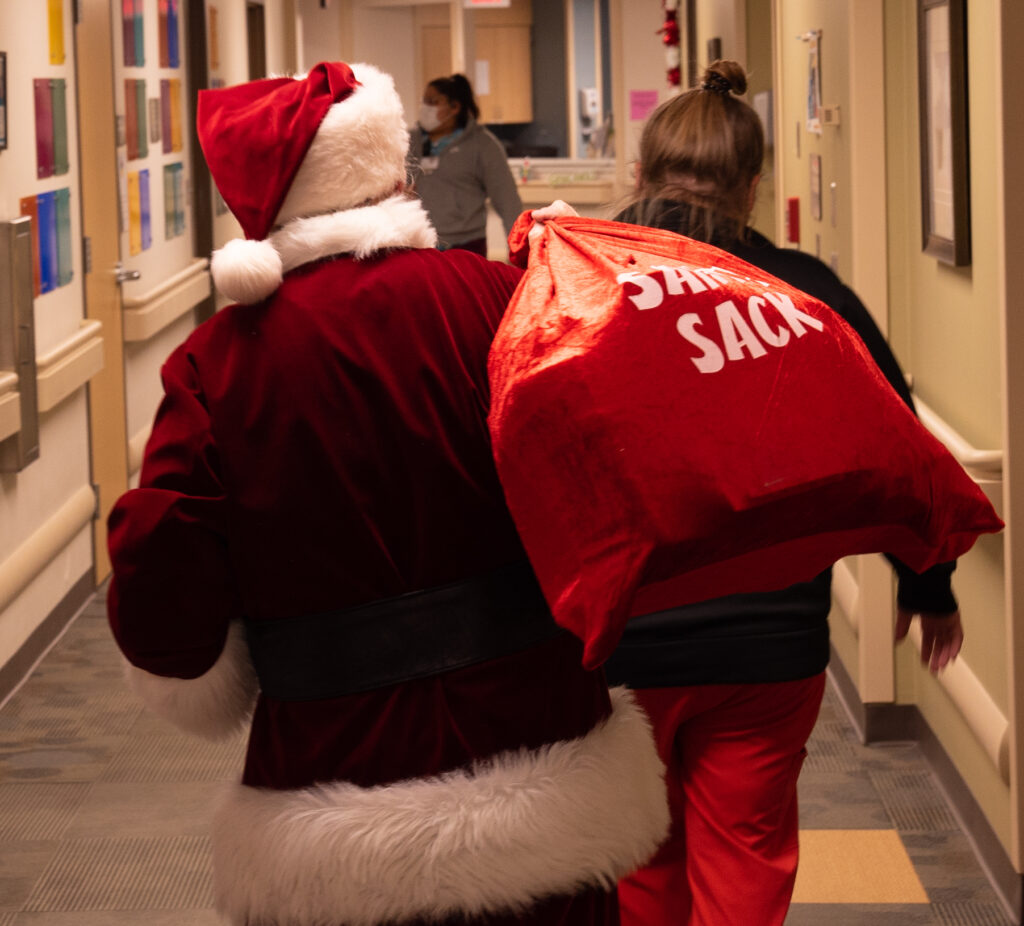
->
[660,0,681,88]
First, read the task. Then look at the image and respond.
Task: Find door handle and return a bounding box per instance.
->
[115,262,140,283]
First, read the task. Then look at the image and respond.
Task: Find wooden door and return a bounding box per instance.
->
[420,24,451,89]
[77,0,129,583]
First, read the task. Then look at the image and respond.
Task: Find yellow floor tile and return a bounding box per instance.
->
[792,830,929,904]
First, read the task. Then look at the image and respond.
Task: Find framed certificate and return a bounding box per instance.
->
[918,0,970,266]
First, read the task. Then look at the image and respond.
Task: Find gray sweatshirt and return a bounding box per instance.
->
[409,118,523,248]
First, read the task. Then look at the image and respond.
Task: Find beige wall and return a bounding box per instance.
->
[695,0,746,73]
[764,0,1012,866]
[884,0,1011,854]
[885,1,1003,450]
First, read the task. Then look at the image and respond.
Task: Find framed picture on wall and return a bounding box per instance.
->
[0,53,7,151]
[918,0,971,266]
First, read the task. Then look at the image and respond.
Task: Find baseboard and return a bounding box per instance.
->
[827,648,1023,924]
[0,568,95,707]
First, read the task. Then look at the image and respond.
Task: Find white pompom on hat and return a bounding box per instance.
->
[197,62,410,305]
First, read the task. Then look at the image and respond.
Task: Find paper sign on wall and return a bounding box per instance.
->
[33,78,69,177]
[159,0,169,67]
[48,0,65,64]
[164,164,175,238]
[135,79,148,158]
[125,79,148,159]
[19,197,42,297]
[139,168,152,251]
[133,0,145,66]
[173,164,185,235]
[122,0,136,66]
[128,170,142,255]
[158,0,181,67]
[117,149,128,233]
[474,60,491,96]
[630,89,659,122]
[36,191,58,293]
[168,0,180,67]
[161,79,172,152]
[125,79,138,159]
[169,78,182,151]
[163,163,186,239]
[149,97,161,144]
[34,79,55,178]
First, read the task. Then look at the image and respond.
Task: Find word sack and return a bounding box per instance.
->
[489,215,1002,668]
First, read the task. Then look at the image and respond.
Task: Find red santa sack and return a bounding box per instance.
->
[488,215,1003,668]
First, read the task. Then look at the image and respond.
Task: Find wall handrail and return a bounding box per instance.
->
[120,257,210,309]
[36,319,102,371]
[907,623,1009,784]
[912,393,1003,476]
[122,258,211,343]
[0,485,95,617]
[835,557,1009,784]
[35,321,105,414]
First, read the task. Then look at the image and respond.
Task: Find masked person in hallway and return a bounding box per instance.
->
[532,59,963,926]
[409,73,523,257]
[105,61,668,926]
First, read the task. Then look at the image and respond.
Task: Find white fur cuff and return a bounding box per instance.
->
[124,621,258,741]
[212,687,670,925]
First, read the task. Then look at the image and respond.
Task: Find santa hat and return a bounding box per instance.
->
[198,62,411,304]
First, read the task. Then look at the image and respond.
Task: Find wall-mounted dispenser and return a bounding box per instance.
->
[0,217,40,472]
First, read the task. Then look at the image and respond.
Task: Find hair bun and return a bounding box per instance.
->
[701,60,747,96]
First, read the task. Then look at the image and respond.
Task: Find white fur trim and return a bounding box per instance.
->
[272,194,437,269]
[210,196,436,306]
[276,63,409,225]
[210,238,284,306]
[124,621,258,741]
[212,687,669,925]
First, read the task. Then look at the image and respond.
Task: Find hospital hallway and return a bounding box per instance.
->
[0,582,1012,926]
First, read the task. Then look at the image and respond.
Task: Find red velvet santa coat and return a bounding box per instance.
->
[107,195,669,926]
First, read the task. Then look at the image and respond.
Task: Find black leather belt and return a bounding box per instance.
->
[243,561,565,701]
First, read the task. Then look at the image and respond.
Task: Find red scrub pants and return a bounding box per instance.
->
[618,673,826,926]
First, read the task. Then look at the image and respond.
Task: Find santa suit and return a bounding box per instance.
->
[107,191,668,926]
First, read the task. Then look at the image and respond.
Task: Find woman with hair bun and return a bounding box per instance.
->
[592,60,962,925]
[410,73,523,257]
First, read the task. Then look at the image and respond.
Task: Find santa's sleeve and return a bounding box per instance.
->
[107,343,256,739]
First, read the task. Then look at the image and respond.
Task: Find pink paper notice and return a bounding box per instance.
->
[630,90,659,121]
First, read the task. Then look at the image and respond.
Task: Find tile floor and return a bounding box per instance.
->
[0,586,1016,924]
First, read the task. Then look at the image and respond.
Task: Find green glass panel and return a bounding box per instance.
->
[163,164,175,238]
[51,79,68,175]
[55,188,73,287]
